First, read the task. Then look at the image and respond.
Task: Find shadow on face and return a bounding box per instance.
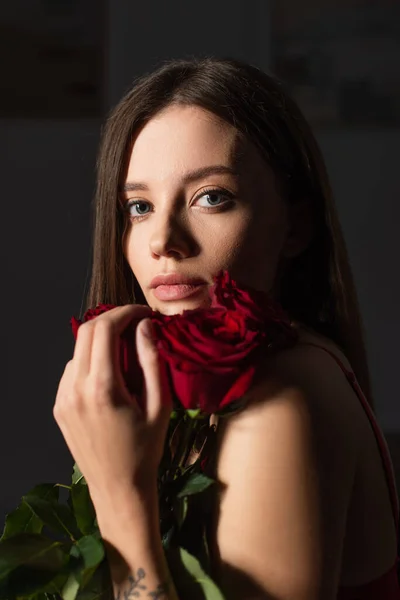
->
[120,104,307,315]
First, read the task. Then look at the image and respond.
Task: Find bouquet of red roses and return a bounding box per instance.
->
[0,272,297,600]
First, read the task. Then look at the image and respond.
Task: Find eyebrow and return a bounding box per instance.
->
[122,165,238,193]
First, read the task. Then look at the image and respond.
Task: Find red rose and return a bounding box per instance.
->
[211,271,297,349]
[70,271,298,415]
[70,304,116,337]
[152,273,297,413]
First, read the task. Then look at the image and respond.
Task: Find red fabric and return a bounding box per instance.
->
[301,342,400,599]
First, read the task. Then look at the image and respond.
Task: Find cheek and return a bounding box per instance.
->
[209,215,252,264]
[211,208,288,292]
[123,227,146,281]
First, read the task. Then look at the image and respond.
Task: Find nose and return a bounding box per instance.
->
[149,211,198,260]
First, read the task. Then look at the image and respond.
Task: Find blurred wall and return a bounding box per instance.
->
[1,0,398,523]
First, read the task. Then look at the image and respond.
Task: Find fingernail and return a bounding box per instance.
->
[141,318,154,340]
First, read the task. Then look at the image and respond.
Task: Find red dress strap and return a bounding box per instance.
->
[299,341,399,535]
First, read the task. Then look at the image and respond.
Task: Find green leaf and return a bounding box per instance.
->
[75,581,111,598]
[74,563,112,600]
[60,538,107,600]
[70,483,96,536]
[72,464,86,486]
[22,496,80,541]
[27,484,60,503]
[0,533,67,575]
[23,594,59,600]
[1,502,43,543]
[0,534,69,597]
[0,566,68,598]
[175,496,189,529]
[162,526,176,551]
[166,547,225,600]
[176,473,215,498]
[1,484,59,542]
[39,570,70,595]
[186,409,201,419]
[74,535,105,587]
[179,547,225,599]
[160,463,212,503]
[76,536,104,566]
[61,571,80,600]
[8,570,70,597]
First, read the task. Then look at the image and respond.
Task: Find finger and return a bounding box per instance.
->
[72,320,96,379]
[90,305,151,388]
[136,319,172,421]
[94,304,152,336]
[71,305,149,379]
[89,319,116,388]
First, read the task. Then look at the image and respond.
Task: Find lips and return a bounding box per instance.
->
[150,273,207,288]
[150,273,208,302]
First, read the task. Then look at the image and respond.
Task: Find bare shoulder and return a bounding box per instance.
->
[212,328,361,600]
[265,325,365,438]
[218,325,363,467]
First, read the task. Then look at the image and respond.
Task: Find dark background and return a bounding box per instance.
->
[1,0,399,523]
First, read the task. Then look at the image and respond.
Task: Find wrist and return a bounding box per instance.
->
[92,482,159,538]
[91,484,169,589]
[90,475,158,512]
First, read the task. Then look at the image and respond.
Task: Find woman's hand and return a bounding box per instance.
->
[53,305,172,506]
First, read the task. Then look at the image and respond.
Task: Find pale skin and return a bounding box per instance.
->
[54,105,396,599]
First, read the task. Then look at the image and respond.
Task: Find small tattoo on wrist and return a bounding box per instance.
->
[115,568,146,599]
[115,568,170,599]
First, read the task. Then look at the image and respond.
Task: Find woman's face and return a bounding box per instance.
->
[122,105,292,315]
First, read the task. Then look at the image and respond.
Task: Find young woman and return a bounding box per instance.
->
[54,57,400,599]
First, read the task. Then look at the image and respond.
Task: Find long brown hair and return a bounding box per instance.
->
[85,56,373,407]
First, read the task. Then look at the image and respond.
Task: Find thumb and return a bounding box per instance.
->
[136,318,172,421]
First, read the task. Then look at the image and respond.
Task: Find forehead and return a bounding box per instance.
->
[125,105,247,180]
